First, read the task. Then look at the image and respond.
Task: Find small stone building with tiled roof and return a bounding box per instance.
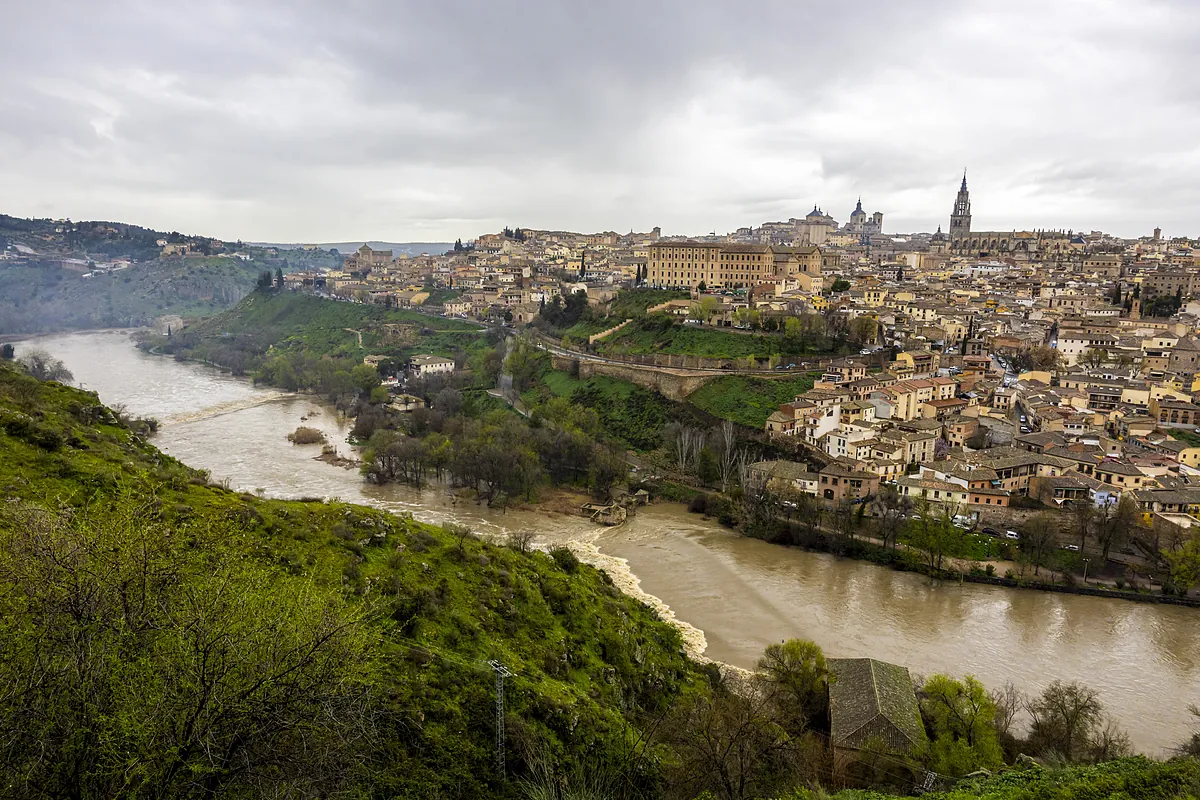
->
[828,658,927,773]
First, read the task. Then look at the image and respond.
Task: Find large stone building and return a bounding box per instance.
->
[344,244,394,272]
[845,198,883,238]
[647,241,821,289]
[794,206,837,245]
[947,175,1076,258]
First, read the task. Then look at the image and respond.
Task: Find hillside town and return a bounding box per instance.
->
[10,177,1200,547]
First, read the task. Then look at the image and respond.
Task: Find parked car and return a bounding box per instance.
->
[1063,544,1080,552]
[774,365,786,370]
[1005,530,1020,540]
[860,348,871,355]
[982,527,1002,537]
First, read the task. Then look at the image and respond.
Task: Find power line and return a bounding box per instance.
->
[388,636,516,781]
[488,659,514,777]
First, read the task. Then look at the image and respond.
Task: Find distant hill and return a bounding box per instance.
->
[0,213,455,335]
[254,241,455,257]
[0,214,340,335]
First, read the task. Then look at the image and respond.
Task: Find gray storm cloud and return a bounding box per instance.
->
[2,0,1198,241]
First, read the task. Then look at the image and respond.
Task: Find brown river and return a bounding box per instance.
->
[18,331,1200,755]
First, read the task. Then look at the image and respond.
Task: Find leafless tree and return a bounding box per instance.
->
[17,348,74,384]
[735,446,757,492]
[1020,513,1060,575]
[1025,680,1129,763]
[868,485,911,550]
[989,681,1025,744]
[713,420,740,493]
[666,422,706,475]
[505,529,534,554]
[659,671,818,800]
[1176,704,1200,757]
[1095,496,1136,560]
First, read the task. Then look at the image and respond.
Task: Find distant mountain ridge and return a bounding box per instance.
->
[252,241,454,256]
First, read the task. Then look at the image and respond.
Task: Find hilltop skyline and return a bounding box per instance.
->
[3,1,1198,241]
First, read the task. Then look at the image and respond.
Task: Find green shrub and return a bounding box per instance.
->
[550,547,580,573]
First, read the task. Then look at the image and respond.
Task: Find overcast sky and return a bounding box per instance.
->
[2,1,1196,243]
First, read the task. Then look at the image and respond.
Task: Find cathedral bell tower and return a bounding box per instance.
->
[950,172,971,249]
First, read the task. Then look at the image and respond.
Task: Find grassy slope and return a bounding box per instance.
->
[527,368,717,451]
[563,318,617,339]
[159,290,488,374]
[601,319,776,358]
[607,288,689,318]
[0,361,699,796]
[1170,429,1200,448]
[188,289,478,339]
[789,757,1200,800]
[686,374,817,428]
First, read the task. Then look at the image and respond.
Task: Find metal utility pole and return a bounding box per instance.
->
[487,660,513,777]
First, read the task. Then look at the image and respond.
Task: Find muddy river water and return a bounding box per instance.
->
[19,331,1200,755]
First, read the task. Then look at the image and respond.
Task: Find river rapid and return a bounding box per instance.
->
[17,330,1200,756]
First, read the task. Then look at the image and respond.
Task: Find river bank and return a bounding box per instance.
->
[15,330,1200,755]
[26,328,1199,610]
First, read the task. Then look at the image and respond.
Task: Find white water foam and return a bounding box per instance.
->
[161,391,292,425]
[551,524,710,661]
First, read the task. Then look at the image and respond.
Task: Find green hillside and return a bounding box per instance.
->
[2,358,1199,798]
[146,289,489,386]
[0,358,699,797]
[782,756,1200,800]
[686,374,817,428]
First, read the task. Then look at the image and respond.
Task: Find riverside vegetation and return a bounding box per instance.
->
[140,289,1200,599]
[3,350,1200,797]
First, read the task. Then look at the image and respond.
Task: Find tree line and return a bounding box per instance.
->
[361,388,630,505]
